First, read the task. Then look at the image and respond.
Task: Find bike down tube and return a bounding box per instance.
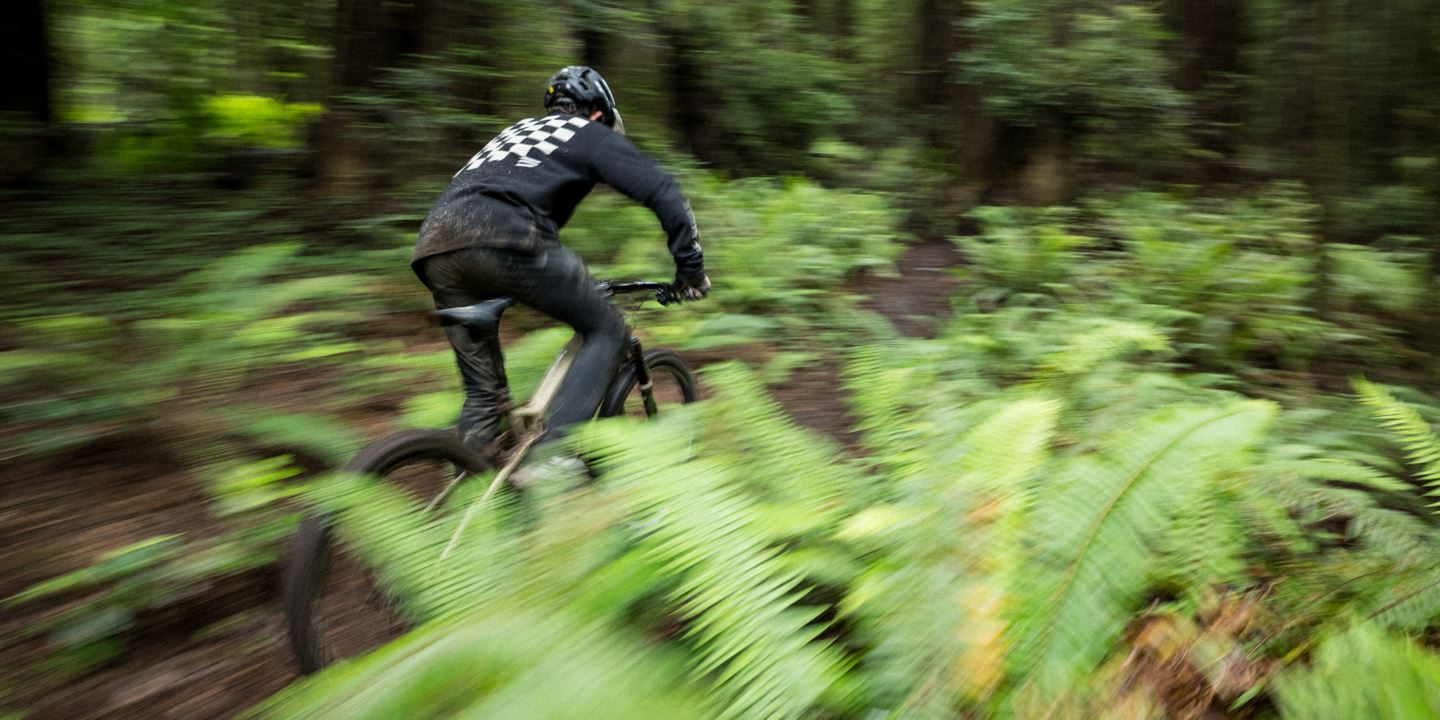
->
[516,334,583,425]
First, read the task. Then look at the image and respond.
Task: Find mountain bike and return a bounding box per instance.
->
[283,280,700,673]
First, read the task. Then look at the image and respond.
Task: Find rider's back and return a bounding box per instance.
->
[414,112,702,280]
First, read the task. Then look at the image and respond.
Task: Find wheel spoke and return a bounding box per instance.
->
[423,468,468,513]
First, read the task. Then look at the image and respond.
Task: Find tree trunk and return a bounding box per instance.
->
[909,0,951,117]
[1311,0,1347,326]
[0,0,52,187]
[578,24,612,70]
[943,0,992,209]
[1165,0,1244,93]
[318,0,436,194]
[664,18,721,165]
[832,0,854,61]
[575,0,614,72]
[1164,0,1244,169]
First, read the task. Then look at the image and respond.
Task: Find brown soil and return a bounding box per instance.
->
[0,442,300,720]
[0,239,963,719]
[854,239,965,338]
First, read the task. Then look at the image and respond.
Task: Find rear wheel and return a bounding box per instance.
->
[283,430,493,673]
[598,348,699,418]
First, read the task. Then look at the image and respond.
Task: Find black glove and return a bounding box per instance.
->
[674,272,711,301]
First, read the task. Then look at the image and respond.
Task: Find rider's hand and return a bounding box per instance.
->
[674,272,711,301]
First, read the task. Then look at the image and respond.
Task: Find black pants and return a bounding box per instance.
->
[418,245,628,454]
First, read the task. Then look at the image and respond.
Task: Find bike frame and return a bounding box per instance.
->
[439,283,668,558]
[509,326,658,434]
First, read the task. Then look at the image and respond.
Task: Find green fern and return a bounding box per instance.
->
[275,365,855,720]
[1007,400,1276,703]
[842,398,1059,715]
[577,401,851,720]
[255,606,709,719]
[1354,378,1440,502]
[842,340,948,464]
[1369,561,1440,632]
[1030,318,1169,382]
[1258,451,1426,559]
[1155,471,1252,606]
[1274,622,1440,719]
[1255,447,1440,633]
[306,468,527,624]
[694,362,868,528]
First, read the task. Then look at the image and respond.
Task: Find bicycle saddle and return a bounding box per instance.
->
[432,298,516,332]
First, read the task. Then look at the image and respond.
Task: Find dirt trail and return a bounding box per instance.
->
[855,239,965,338]
[756,238,964,448]
[1,449,302,719]
[2,239,963,719]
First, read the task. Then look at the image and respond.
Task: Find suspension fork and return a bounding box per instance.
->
[627,334,658,417]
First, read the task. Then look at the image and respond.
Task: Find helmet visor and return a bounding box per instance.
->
[611,108,625,136]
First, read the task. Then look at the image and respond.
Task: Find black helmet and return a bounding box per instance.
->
[544,65,624,135]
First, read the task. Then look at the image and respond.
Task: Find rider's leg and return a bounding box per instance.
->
[515,250,627,433]
[426,244,627,436]
[419,252,511,459]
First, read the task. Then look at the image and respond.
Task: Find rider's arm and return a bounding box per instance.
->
[588,134,705,283]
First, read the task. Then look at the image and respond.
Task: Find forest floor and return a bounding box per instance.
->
[1,238,962,719]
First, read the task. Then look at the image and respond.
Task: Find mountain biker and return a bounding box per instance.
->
[412,65,710,461]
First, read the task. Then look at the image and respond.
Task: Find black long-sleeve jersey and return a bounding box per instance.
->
[413,112,703,279]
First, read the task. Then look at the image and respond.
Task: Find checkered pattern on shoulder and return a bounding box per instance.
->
[456,115,591,175]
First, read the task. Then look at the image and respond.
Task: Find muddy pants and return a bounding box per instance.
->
[417,245,628,455]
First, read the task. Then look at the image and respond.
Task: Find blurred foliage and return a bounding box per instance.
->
[15,0,1437,210]
[3,456,306,677]
[203,96,322,149]
[960,185,1437,380]
[4,0,1440,716]
[262,607,712,719]
[247,311,1440,717]
[960,0,1191,168]
[1273,623,1440,719]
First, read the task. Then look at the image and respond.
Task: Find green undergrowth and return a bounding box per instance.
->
[6,175,1440,716]
[959,184,1438,385]
[253,184,1439,717]
[0,168,903,695]
[253,318,1440,717]
[0,165,903,452]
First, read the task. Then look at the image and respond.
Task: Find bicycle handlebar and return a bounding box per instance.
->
[597,280,681,306]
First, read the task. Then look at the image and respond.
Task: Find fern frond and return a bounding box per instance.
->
[1157,473,1250,605]
[1273,623,1440,719]
[255,606,709,719]
[1179,441,1440,645]
[1007,400,1276,703]
[843,341,947,465]
[842,399,1059,716]
[1258,457,1430,559]
[306,469,525,623]
[1030,319,1168,381]
[1369,553,1440,631]
[1354,378,1440,501]
[699,362,868,526]
[576,387,851,720]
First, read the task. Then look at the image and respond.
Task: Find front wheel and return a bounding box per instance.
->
[283,429,493,674]
[598,348,699,418]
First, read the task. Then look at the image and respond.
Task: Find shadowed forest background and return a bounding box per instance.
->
[4,1,1440,718]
